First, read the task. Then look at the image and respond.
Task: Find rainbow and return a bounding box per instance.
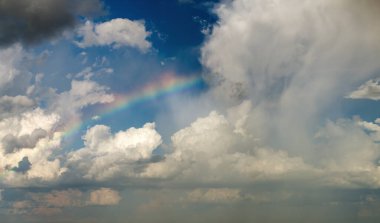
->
[62,73,204,138]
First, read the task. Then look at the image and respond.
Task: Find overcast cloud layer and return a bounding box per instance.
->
[0,0,380,222]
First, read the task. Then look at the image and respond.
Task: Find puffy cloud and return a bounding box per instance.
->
[67,123,162,181]
[312,120,380,187]
[0,95,34,119]
[356,119,380,141]
[0,108,59,142]
[201,0,380,149]
[0,133,65,186]
[88,188,121,206]
[0,45,24,89]
[198,0,380,178]
[202,0,380,102]
[347,79,380,100]
[0,108,65,186]
[0,65,115,186]
[2,129,47,154]
[54,80,114,111]
[76,19,152,52]
[0,0,104,47]
[144,100,380,188]
[144,106,311,184]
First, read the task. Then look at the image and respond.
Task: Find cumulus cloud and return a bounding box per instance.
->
[357,119,380,141]
[0,95,34,119]
[67,123,162,181]
[76,19,152,52]
[347,79,380,100]
[55,80,114,110]
[0,108,59,141]
[144,105,311,185]
[200,0,380,164]
[2,129,47,154]
[312,120,380,188]
[0,45,24,89]
[143,100,380,188]
[202,0,380,103]
[0,64,116,187]
[0,0,104,47]
[0,108,65,186]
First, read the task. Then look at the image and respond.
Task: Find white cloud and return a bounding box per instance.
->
[0,108,59,141]
[0,108,66,186]
[144,100,380,188]
[67,123,162,181]
[201,0,380,147]
[347,79,380,100]
[49,79,114,124]
[88,188,121,206]
[357,119,380,141]
[314,120,380,173]
[202,0,380,102]
[189,0,380,187]
[0,44,23,89]
[0,70,118,186]
[76,18,151,52]
[144,106,311,184]
[55,79,114,111]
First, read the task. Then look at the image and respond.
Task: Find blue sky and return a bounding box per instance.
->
[0,0,380,222]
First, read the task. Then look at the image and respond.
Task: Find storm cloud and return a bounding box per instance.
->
[0,0,104,47]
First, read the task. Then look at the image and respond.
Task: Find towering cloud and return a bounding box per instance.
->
[201,0,380,156]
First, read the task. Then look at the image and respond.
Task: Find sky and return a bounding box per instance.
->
[0,0,380,222]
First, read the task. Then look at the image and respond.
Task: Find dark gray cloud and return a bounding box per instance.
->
[2,129,47,154]
[0,0,104,47]
[0,96,35,119]
[12,157,32,174]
